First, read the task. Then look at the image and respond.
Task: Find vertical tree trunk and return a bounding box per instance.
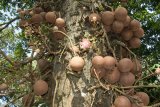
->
[49,0,111,107]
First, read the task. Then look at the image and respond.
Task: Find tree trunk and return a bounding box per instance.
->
[48,0,111,107]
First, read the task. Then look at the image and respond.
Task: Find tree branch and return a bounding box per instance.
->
[0,17,19,31]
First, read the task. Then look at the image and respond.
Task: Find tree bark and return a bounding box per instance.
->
[49,0,111,107]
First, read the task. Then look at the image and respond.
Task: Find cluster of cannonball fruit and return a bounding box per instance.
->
[89,6,144,49]
[18,6,66,40]
[91,55,150,107]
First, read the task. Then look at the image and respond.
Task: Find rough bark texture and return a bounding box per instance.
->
[47,0,111,107]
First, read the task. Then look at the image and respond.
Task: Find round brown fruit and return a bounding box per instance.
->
[118,58,133,73]
[55,18,65,28]
[112,21,124,33]
[103,56,116,71]
[114,96,131,107]
[69,56,85,72]
[131,95,144,107]
[119,72,135,86]
[129,37,141,49]
[136,92,150,106]
[33,80,48,96]
[31,14,43,24]
[130,59,142,74]
[114,7,128,22]
[37,59,51,72]
[101,11,114,25]
[130,19,141,31]
[121,29,133,41]
[123,16,131,27]
[103,67,120,84]
[89,13,101,23]
[133,28,144,38]
[92,56,104,69]
[90,67,106,79]
[45,12,56,24]
[33,7,44,14]
[0,83,8,90]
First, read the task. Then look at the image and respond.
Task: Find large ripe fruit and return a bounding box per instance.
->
[123,16,131,27]
[55,18,65,28]
[103,67,120,84]
[37,59,51,72]
[118,58,133,72]
[121,29,133,41]
[103,56,116,71]
[133,28,144,38]
[114,7,128,22]
[119,72,135,86]
[112,21,124,33]
[130,59,142,74]
[129,37,141,48]
[114,96,131,107]
[90,67,106,79]
[136,92,150,106]
[69,56,85,72]
[31,14,43,24]
[33,80,48,96]
[130,19,141,31]
[89,13,101,23]
[45,12,56,24]
[0,83,8,90]
[92,56,104,69]
[101,11,114,25]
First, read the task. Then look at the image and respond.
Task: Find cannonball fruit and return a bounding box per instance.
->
[101,11,114,25]
[131,59,142,74]
[123,16,131,27]
[119,72,135,86]
[136,92,150,106]
[112,21,124,33]
[118,58,133,72]
[114,96,131,107]
[129,37,141,48]
[121,29,133,41]
[92,56,104,69]
[103,67,120,84]
[33,80,48,96]
[114,7,128,22]
[45,12,56,24]
[130,19,141,31]
[103,56,116,71]
[69,56,85,72]
[133,28,144,38]
[131,95,144,107]
[31,14,43,24]
[55,18,65,28]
